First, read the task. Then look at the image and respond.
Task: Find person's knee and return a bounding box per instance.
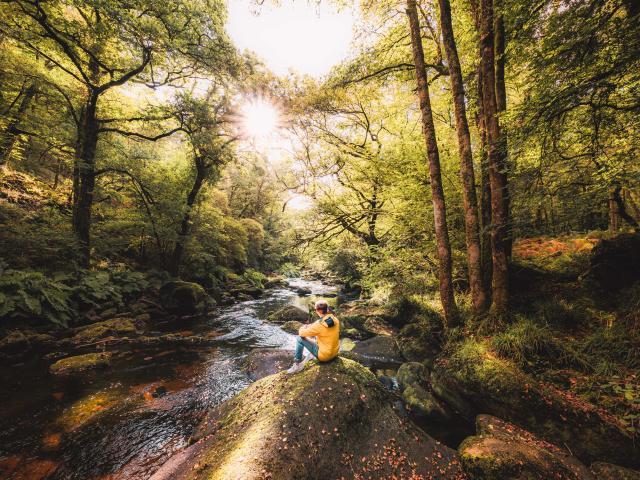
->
[296,335,304,344]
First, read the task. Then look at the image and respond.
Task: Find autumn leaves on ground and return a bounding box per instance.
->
[1,0,640,479]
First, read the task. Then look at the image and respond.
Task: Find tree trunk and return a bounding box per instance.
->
[406,0,459,328]
[494,0,512,258]
[480,0,510,317]
[72,93,99,268]
[438,0,487,314]
[169,160,208,276]
[0,81,38,166]
[477,66,493,300]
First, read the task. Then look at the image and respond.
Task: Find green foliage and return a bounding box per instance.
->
[580,325,640,372]
[0,270,74,327]
[242,268,267,289]
[278,262,301,278]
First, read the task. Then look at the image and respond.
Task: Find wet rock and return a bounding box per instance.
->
[72,317,140,344]
[0,330,55,355]
[242,349,294,381]
[459,414,594,480]
[281,320,303,334]
[339,337,356,352]
[363,316,397,336]
[345,335,404,367]
[431,339,640,468]
[295,286,311,295]
[340,327,371,340]
[152,385,168,398]
[590,462,640,479]
[264,275,287,288]
[397,362,450,421]
[589,233,640,291]
[49,352,112,376]
[159,281,211,315]
[231,284,263,299]
[267,305,309,324]
[151,358,465,480]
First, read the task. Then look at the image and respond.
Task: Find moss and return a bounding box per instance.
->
[267,305,309,324]
[49,352,112,376]
[72,317,139,343]
[55,389,124,432]
[280,320,302,334]
[396,361,427,390]
[159,281,209,314]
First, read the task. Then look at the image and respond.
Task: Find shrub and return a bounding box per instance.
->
[243,268,267,289]
[278,262,301,278]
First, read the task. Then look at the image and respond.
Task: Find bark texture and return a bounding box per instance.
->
[406,0,459,327]
[438,0,487,313]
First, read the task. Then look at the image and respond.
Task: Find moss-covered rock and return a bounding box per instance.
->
[266,305,309,324]
[72,317,140,344]
[345,335,404,367]
[362,316,396,336]
[339,337,356,352]
[459,414,593,480]
[590,462,640,479]
[397,320,440,362]
[281,320,303,334]
[432,339,640,468]
[0,330,55,356]
[397,362,450,421]
[150,358,465,480]
[397,361,428,390]
[159,281,211,315]
[49,352,112,376]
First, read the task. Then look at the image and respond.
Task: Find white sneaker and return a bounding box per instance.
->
[286,361,305,374]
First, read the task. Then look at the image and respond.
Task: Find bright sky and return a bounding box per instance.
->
[226,0,355,78]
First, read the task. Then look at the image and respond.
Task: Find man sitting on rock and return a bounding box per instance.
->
[287,300,340,374]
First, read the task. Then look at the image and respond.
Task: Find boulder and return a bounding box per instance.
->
[339,337,356,352]
[362,316,397,336]
[49,352,112,376]
[459,414,594,479]
[0,330,55,356]
[397,362,450,421]
[159,281,211,315]
[267,305,309,324]
[345,335,404,367]
[150,358,465,480]
[590,462,640,479]
[340,327,371,340]
[72,317,141,344]
[281,320,303,334]
[242,349,294,381]
[589,233,640,291]
[264,275,287,288]
[431,339,640,468]
[295,286,311,295]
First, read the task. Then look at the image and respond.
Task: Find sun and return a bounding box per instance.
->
[240,98,280,140]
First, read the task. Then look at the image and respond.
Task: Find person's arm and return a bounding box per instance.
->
[299,321,322,337]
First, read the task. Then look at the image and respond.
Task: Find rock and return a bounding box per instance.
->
[243,349,294,381]
[459,414,594,480]
[590,462,640,479]
[0,330,54,356]
[396,362,449,421]
[231,284,263,299]
[362,316,397,336]
[159,281,210,315]
[150,358,465,480]
[135,313,151,322]
[72,317,140,344]
[152,386,168,398]
[345,335,404,367]
[281,320,303,334]
[430,339,640,468]
[397,320,440,362]
[49,352,112,376]
[264,275,287,288]
[589,233,640,291]
[295,286,311,295]
[267,305,309,324]
[341,327,371,340]
[339,337,356,352]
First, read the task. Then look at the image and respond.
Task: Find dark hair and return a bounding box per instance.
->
[314,300,329,315]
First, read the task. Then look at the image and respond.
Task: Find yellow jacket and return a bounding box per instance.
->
[299,313,340,361]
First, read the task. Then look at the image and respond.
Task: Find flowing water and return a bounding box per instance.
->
[0,279,339,480]
[0,278,471,480]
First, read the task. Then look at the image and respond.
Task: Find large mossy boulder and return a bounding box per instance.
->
[431,339,640,468]
[72,317,141,344]
[345,335,404,367]
[459,415,594,480]
[397,362,450,421]
[397,320,441,362]
[150,358,465,480]
[266,305,309,324]
[589,233,640,291]
[49,352,112,376]
[159,281,210,315]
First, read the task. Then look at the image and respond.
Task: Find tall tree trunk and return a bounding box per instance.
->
[480,0,510,317]
[72,92,99,268]
[477,66,493,299]
[438,0,487,313]
[169,159,208,276]
[406,0,459,327]
[0,81,38,166]
[494,0,512,258]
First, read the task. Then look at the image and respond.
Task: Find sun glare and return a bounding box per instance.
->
[240,99,280,140]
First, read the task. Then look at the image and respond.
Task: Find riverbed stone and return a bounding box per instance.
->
[159,281,210,315]
[431,339,640,468]
[150,358,465,480]
[397,320,440,362]
[49,352,113,376]
[281,320,303,334]
[459,414,594,480]
[345,335,404,366]
[71,317,140,344]
[396,362,449,421]
[267,305,309,324]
